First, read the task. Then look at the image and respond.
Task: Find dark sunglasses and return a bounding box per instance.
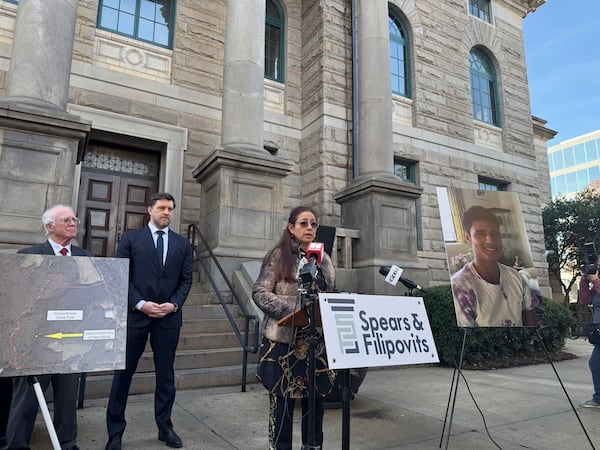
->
[296,220,318,229]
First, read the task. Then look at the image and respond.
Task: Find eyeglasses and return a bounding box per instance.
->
[55,217,80,225]
[296,220,318,229]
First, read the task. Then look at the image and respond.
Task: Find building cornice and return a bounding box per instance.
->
[498,0,545,18]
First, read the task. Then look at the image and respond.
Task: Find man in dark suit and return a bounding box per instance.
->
[105,192,193,450]
[5,204,92,450]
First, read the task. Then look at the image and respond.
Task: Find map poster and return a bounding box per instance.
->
[0,254,128,377]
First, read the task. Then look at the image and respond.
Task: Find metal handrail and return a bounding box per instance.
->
[186,224,260,392]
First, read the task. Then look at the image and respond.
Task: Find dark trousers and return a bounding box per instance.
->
[106,321,180,438]
[268,392,324,450]
[0,377,12,445]
[5,374,79,449]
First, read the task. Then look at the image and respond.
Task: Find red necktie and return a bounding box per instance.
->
[59,248,68,256]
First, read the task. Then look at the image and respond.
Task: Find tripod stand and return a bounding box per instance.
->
[299,275,321,450]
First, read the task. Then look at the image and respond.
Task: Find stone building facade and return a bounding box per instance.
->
[0,0,554,296]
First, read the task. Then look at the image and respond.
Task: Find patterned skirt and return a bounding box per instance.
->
[256,327,336,398]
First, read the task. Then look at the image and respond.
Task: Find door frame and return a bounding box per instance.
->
[68,104,188,232]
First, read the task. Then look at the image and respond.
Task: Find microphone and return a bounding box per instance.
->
[379,265,426,293]
[306,242,324,264]
[299,242,325,286]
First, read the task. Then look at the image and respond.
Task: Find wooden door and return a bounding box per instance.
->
[78,171,157,257]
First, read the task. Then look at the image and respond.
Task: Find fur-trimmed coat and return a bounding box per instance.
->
[252,244,335,344]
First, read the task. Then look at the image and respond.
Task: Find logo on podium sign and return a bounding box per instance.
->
[318,293,439,369]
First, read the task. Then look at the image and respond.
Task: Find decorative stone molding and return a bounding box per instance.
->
[93,30,172,83]
[264,79,284,114]
[474,121,502,151]
[393,95,413,126]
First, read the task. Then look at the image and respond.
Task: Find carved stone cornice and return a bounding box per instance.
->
[498,0,546,18]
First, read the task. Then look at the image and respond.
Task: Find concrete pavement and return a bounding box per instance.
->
[27,338,599,449]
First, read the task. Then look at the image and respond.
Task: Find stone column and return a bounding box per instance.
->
[221,0,266,153]
[0,0,90,249]
[357,0,393,176]
[193,0,293,284]
[334,0,426,294]
[6,0,78,110]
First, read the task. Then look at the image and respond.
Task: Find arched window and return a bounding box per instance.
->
[97,0,175,49]
[469,48,500,126]
[265,0,284,82]
[388,12,410,97]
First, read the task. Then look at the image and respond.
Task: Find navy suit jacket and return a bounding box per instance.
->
[116,226,193,329]
[17,241,92,257]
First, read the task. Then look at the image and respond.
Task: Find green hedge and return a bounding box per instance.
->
[422,285,574,366]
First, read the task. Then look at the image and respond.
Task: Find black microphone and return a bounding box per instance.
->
[379,265,426,293]
[299,243,325,286]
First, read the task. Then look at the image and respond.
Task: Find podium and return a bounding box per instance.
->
[277,302,322,327]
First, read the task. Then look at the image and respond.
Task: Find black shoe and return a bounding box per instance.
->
[105,434,122,450]
[65,446,80,450]
[158,427,183,448]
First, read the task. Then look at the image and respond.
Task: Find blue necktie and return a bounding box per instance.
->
[156,230,164,268]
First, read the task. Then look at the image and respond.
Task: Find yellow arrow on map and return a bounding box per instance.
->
[45,332,84,339]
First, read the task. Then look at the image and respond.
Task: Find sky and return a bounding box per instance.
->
[522,1,600,146]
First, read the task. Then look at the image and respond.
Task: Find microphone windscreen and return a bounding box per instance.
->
[379,266,390,276]
[306,242,324,264]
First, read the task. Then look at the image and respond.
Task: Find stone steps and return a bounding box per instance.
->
[81,304,259,400]
[81,364,257,400]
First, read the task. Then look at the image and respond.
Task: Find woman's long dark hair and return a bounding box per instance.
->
[269,206,318,282]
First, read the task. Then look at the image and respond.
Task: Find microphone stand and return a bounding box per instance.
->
[299,262,320,450]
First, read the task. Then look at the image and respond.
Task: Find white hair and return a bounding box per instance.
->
[41,204,75,235]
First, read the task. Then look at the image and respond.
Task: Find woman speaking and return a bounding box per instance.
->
[252,206,335,450]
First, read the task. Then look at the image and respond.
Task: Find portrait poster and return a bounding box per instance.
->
[436,187,539,328]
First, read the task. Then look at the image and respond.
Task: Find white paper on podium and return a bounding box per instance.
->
[318,293,439,369]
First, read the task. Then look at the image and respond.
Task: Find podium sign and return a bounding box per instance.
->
[319,293,439,369]
[0,254,128,377]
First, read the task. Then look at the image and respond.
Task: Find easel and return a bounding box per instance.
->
[28,376,61,450]
[439,328,596,449]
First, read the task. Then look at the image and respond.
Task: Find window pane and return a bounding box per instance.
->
[99,7,118,29]
[577,168,589,191]
[138,18,154,41]
[551,177,557,197]
[394,158,416,183]
[552,151,564,170]
[478,182,496,191]
[389,15,408,97]
[478,178,507,191]
[563,146,575,167]
[117,12,135,35]
[120,0,136,14]
[266,0,280,19]
[589,166,600,184]
[154,23,169,46]
[469,0,491,23]
[574,143,586,164]
[586,140,599,161]
[140,0,156,20]
[98,0,173,48]
[555,175,566,195]
[566,172,577,193]
[265,1,284,82]
[265,24,281,80]
[470,49,498,126]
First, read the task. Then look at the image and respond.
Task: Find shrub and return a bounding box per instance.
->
[422,285,574,366]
